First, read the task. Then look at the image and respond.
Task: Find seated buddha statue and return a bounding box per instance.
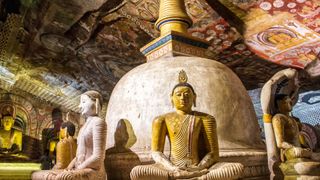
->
[0,115,22,154]
[130,70,244,180]
[53,121,77,170]
[272,94,320,176]
[32,90,107,180]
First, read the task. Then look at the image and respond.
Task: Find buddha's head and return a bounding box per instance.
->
[275,94,292,114]
[60,121,75,139]
[171,70,196,113]
[1,116,15,131]
[79,90,103,116]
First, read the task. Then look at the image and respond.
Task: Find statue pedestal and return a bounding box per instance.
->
[0,163,41,180]
[105,149,269,179]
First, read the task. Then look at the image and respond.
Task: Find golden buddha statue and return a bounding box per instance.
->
[272,94,320,176]
[53,121,77,170]
[130,70,244,180]
[0,104,22,154]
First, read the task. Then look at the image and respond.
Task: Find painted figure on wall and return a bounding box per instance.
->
[0,104,22,154]
[130,70,244,180]
[32,90,107,180]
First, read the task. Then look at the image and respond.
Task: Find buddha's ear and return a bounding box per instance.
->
[193,94,197,107]
[170,95,174,108]
[66,127,69,138]
[95,98,100,115]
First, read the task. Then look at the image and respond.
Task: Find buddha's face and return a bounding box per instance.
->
[171,86,195,112]
[278,96,292,113]
[2,116,14,131]
[60,127,67,139]
[79,94,95,116]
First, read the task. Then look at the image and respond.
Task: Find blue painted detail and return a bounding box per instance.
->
[141,34,209,55]
[156,18,191,30]
[248,88,320,128]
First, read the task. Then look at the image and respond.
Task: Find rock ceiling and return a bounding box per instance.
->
[0,0,319,112]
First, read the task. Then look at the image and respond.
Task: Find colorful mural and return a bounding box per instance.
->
[245,0,320,69]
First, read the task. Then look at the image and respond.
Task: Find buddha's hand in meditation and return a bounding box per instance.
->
[181,164,207,172]
[170,166,208,179]
[293,147,312,158]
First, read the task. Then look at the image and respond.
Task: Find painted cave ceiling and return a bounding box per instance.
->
[0,0,319,112]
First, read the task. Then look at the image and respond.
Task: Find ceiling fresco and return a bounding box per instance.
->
[245,0,320,69]
[0,0,319,111]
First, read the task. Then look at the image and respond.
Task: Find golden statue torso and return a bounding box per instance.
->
[152,111,218,168]
[282,116,300,147]
[0,129,22,150]
[166,112,202,166]
[273,114,301,148]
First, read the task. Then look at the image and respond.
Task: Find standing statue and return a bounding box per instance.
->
[32,90,107,180]
[130,70,244,180]
[0,104,22,154]
[53,121,77,170]
[261,68,320,179]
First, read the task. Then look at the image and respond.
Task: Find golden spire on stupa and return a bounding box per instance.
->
[155,0,192,35]
[141,0,209,61]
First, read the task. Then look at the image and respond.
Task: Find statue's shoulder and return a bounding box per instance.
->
[272,113,288,122]
[14,129,22,134]
[13,129,22,135]
[193,111,216,121]
[273,113,287,119]
[153,112,175,123]
[91,116,105,124]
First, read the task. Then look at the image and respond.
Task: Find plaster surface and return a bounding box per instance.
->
[106,56,265,152]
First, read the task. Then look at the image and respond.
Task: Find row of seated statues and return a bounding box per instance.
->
[32,90,107,179]
[32,70,245,180]
[3,68,315,180]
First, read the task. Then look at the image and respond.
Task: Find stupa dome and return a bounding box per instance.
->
[106,56,264,152]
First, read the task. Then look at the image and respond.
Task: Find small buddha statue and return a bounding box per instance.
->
[0,115,22,154]
[53,121,77,170]
[130,70,244,180]
[272,94,320,176]
[32,90,107,180]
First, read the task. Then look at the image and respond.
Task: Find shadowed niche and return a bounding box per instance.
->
[105,119,141,180]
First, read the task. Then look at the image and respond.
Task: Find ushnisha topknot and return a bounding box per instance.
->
[171,70,196,96]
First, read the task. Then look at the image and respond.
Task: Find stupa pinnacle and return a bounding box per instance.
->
[140,0,209,61]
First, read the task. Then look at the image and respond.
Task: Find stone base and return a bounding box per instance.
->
[104,149,269,180]
[0,163,41,180]
[285,175,320,180]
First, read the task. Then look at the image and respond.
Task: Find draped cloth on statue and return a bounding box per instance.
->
[170,115,195,167]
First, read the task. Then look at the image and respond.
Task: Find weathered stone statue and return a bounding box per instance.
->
[272,94,320,177]
[260,68,299,179]
[53,121,77,170]
[0,104,22,154]
[261,68,320,179]
[32,90,107,180]
[130,70,244,180]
